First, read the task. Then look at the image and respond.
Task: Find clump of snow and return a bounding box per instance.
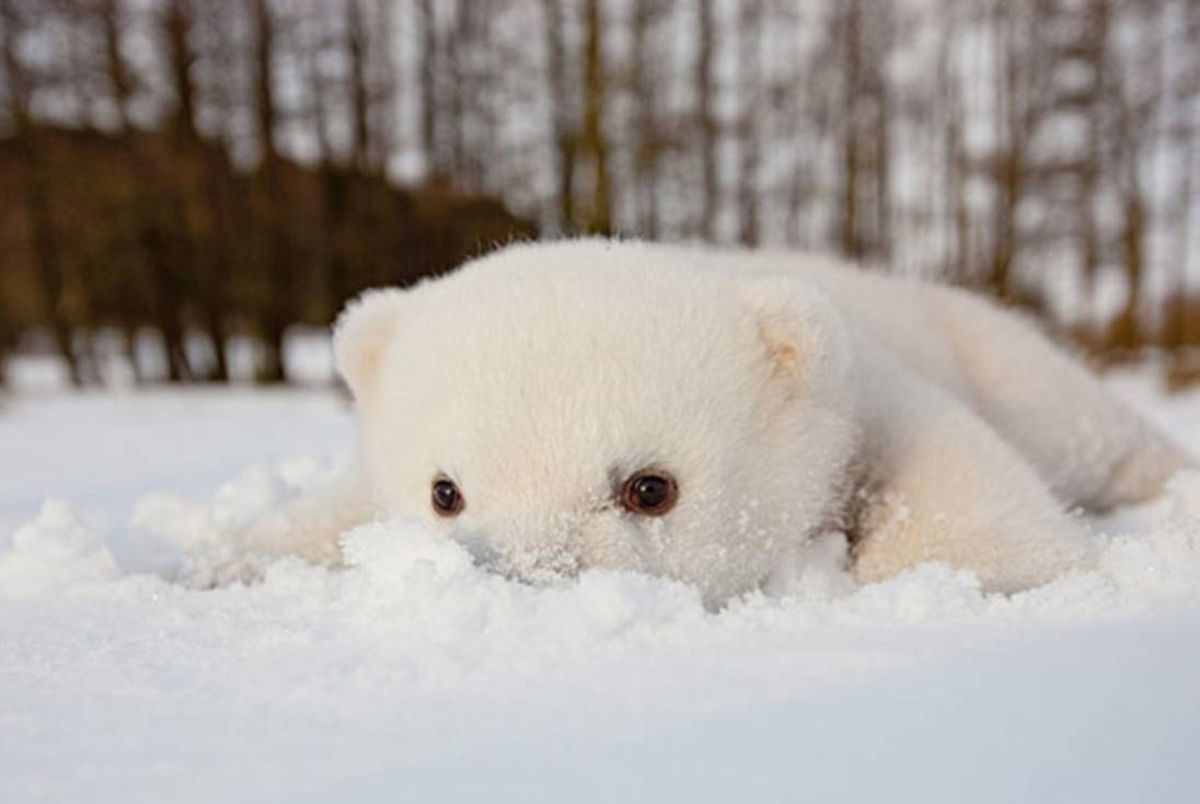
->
[0,501,118,598]
[129,457,345,583]
[2,376,1200,802]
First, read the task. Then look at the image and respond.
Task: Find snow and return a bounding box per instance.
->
[0,387,352,544]
[2,365,1200,803]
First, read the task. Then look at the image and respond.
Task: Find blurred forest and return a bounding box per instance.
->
[1,0,1199,387]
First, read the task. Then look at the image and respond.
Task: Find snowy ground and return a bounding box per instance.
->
[2,359,1200,803]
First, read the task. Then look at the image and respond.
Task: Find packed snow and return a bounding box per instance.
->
[2,364,1200,803]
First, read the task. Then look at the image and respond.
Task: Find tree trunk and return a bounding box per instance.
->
[580,0,612,235]
[1,0,83,387]
[988,1,1024,302]
[251,0,291,384]
[122,321,146,385]
[837,0,864,260]
[417,0,440,179]
[541,0,575,232]
[871,6,893,263]
[938,5,969,278]
[346,0,372,173]
[696,0,718,241]
[258,317,288,385]
[737,0,762,247]
[632,0,661,239]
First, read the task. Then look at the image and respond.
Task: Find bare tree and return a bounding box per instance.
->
[579,0,612,234]
[736,0,763,246]
[695,0,717,240]
[1,0,83,386]
[834,0,864,259]
[824,0,894,262]
[984,0,1034,301]
[250,0,293,383]
[631,0,664,239]
[345,0,373,173]
[100,0,133,130]
[1172,0,1200,353]
[416,0,441,178]
[541,0,576,232]
[165,0,238,382]
[1106,0,1164,350]
[936,1,971,279]
[97,0,149,382]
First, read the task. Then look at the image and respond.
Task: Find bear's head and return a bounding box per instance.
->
[335,240,861,604]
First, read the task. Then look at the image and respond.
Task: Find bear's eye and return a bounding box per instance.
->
[431,477,465,517]
[620,470,678,517]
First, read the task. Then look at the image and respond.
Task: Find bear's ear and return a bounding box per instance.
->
[334,288,407,399]
[739,278,854,399]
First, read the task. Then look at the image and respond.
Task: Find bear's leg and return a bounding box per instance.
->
[851,359,1095,593]
[934,287,1192,511]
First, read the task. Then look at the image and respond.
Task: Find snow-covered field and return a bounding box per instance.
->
[3,360,1200,803]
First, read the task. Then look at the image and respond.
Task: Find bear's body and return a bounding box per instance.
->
[254,240,1190,603]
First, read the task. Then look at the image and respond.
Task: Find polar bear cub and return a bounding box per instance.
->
[284,239,1190,603]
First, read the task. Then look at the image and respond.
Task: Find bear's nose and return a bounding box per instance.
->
[453,512,587,584]
[468,538,584,585]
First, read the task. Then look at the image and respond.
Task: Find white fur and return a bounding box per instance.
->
[271,240,1193,604]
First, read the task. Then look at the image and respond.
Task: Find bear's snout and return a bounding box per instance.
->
[451,513,591,585]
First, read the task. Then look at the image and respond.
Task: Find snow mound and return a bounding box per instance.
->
[3,461,1200,803]
[0,501,119,598]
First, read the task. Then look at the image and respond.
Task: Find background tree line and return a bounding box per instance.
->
[1,0,1198,387]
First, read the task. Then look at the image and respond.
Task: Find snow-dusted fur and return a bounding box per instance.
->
[287,240,1188,603]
